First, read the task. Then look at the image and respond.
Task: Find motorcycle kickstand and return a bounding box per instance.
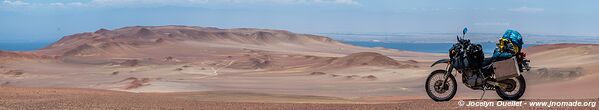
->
[480,89,486,100]
[480,85,486,100]
[478,70,488,100]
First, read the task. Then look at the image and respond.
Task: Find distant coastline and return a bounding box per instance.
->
[343,41,537,54]
[0,40,539,54]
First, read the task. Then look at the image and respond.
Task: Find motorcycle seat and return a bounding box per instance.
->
[482,57,494,67]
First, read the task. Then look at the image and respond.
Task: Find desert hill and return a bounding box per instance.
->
[34,26,435,60]
[524,43,599,68]
[18,25,434,71]
[218,52,418,71]
[522,43,599,99]
[37,26,345,57]
[0,51,55,62]
[525,43,599,54]
[0,51,49,58]
[322,52,416,69]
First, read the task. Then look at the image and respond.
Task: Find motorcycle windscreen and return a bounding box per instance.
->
[493,57,520,81]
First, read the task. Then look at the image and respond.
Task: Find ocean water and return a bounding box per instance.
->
[0,42,52,51]
[343,41,537,54]
[0,41,537,54]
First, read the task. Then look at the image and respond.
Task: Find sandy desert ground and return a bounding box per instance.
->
[1,26,598,109]
[1,87,597,110]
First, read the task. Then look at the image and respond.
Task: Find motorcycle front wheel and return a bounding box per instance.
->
[425,70,457,101]
[495,75,526,100]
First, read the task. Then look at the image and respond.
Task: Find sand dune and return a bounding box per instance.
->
[525,43,599,68]
[321,52,417,69]
[524,43,599,80]
[520,43,599,99]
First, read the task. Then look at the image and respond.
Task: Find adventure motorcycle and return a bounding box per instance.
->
[425,28,531,101]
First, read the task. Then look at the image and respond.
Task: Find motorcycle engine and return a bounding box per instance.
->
[461,70,485,88]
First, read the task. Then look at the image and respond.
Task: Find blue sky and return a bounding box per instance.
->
[1,0,598,43]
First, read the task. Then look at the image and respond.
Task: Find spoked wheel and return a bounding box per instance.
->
[425,70,457,101]
[495,75,526,100]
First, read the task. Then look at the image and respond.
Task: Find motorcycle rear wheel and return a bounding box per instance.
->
[495,75,526,100]
[425,70,457,101]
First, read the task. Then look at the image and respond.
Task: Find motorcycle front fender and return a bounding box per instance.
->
[430,59,450,67]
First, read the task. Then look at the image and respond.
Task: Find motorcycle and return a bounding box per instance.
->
[425,28,531,101]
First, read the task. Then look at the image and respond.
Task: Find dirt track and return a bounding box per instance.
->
[1,87,597,110]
